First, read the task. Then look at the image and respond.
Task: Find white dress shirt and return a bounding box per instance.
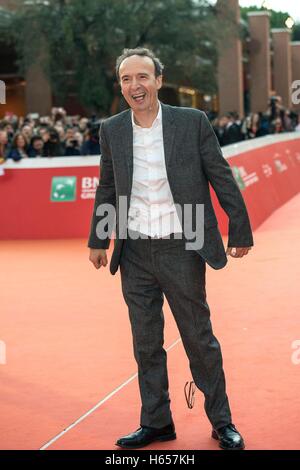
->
[128,101,182,237]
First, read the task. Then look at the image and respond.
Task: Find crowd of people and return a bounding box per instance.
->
[1,98,300,163]
[210,96,300,146]
[0,107,102,164]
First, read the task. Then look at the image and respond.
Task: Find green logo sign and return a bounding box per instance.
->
[232,166,245,191]
[51,176,77,202]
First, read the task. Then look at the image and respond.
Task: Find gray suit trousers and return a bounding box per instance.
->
[120,231,232,430]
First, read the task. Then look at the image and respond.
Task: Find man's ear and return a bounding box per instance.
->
[156,75,163,90]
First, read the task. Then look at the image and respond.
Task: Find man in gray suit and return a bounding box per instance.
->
[88,48,253,450]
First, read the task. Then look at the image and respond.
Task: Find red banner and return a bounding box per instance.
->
[0,134,299,240]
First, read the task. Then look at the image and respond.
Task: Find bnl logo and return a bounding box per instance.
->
[0,80,6,104]
[51,176,77,202]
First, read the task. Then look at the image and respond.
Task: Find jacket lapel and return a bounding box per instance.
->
[161,103,176,169]
[120,110,134,194]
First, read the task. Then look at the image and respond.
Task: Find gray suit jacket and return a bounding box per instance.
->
[88,103,254,274]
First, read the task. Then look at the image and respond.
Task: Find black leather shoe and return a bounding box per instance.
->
[115,423,176,449]
[212,423,245,450]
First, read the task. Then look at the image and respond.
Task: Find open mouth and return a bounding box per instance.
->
[132,93,146,103]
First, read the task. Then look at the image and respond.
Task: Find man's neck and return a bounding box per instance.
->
[132,101,160,128]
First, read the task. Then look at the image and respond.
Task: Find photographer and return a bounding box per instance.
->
[80,124,101,156]
[43,128,64,157]
[28,136,45,158]
[64,127,81,156]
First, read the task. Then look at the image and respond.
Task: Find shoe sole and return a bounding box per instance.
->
[115,433,177,449]
[212,430,245,450]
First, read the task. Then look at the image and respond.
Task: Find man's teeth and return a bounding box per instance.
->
[133,94,145,101]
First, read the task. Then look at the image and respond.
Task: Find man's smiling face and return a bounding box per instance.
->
[119,55,162,113]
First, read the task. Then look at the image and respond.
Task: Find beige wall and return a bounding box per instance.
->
[272,29,292,109]
[248,12,271,113]
[217,0,244,117]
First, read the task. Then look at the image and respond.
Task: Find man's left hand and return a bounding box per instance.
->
[226,247,252,258]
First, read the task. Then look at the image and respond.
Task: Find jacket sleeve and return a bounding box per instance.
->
[199,112,254,248]
[87,121,116,249]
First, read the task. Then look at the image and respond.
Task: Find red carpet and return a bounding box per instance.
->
[1,194,299,450]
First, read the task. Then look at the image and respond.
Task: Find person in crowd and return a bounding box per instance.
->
[81,125,101,155]
[282,110,293,132]
[28,136,45,158]
[246,113,259,139]
[0,130,10,162]
[214,114,243,146]
[64,126,75,144]
[6,133,28,161]
[295,114,300,132]
[42,128,64,157]
[256,112,270,136]
[79,117,89,132]
[54,124,66,143]
[270,117,283,134]
[243,113,270,140]
[223,112,244,145]
[3,123,15,144]
[213,116,226,145]
[21,124,34,144]
[51,107,67,125]
[64,129,81,156]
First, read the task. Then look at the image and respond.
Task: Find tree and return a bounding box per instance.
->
[3,0,236,115]
[292,23,300,41]
[240,5,300,37]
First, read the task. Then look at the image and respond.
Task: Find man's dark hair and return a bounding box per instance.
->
[49,128,59,141]
[115,47,164,82]
[30,135,43,145]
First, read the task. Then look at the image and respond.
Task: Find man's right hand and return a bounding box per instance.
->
[89,248,108,269]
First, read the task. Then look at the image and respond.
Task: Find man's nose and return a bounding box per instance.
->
[130,78,141,89]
